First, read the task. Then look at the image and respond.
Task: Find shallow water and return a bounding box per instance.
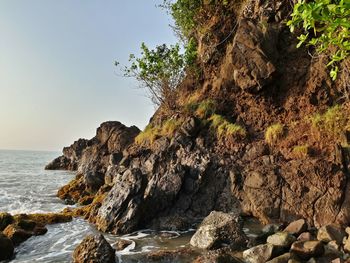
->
[0,150,196,263]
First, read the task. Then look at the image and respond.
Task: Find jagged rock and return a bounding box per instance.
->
[267,232,296,247]
[0,233,14,261]
[317,224,346,244]
[243,244,275,263]
[290,241,325,260]
[72,234,116,263]
[284,219,308,236]
[150,215,191,231]
[190,211,247,250]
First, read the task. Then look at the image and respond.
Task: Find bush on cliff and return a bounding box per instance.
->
[265,123,284,146]
[287,0,350,80]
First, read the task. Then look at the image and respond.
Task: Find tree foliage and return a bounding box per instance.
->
[120,40,197,111]
[287,0,350,80]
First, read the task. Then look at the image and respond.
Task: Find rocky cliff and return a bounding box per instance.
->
[49,0,350,237]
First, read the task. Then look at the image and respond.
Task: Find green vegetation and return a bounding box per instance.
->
[135,118,183,145]
[209,114,246,139]
[120,43,191,111]
[287,0,350,80]
[310,104,350,143]
[293,144,309,158]
[265,124,284,145]
[194,99,216,118]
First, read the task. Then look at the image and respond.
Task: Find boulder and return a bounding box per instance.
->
[298,232,313,242]
[0,212,14,231]
[0,233,14,261]
[266,253,292,263]
[190,211,247,250]
[267,232,296,247]
[290,241,325,260]
[243,244,275,263]
[72,234,116,263]
[317,224,346,244]
[3,224,34,246]
[284,219,308,236]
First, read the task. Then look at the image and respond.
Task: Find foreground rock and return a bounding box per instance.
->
[73,234,116,263]
[1,212,72,247]
[290,241,324,260]
[190,211,247,250]
[243,244,275,263]
[0,233,14,261]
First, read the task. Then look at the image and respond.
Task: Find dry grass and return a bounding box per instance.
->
[265,123,284,145]
[292,144,309,158]
[135,118,183,146]
[310,104,350,145]
[209,114,246,139]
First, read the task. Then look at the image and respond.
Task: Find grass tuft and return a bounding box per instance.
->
[292,144,309,158]
[209,114,246,139]
[265,123,284,145]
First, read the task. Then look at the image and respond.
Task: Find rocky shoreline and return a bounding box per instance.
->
[2,0,350,261]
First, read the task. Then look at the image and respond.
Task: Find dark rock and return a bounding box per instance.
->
[190,211,247,250]
[0,212,14,231]
[146,248,196,262]
[72,234,116,263]
[151,215,191,231]
[3,224,34,246]
[290,241,325,260]
[0,233,14,261]
[298,232,313,242]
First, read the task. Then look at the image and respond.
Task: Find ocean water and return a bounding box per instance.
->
[0,150,194,263]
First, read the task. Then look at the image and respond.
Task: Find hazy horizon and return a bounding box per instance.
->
[0,1,176,151]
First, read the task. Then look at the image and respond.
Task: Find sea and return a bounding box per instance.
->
[0,150,194,263]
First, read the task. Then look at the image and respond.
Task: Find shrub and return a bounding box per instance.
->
[265,124,284,145]
[161,118,183,136]
[287,0,350,80]
[209,114,246,139]
[293,145,309,158]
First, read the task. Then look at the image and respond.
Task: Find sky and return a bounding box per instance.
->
[0,0,177,151]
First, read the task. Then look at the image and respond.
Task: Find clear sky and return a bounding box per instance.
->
[0,0,177,151]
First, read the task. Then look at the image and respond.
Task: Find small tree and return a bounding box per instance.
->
[119,41,197,112]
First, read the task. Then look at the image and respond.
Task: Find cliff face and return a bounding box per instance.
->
[49,0,350,234]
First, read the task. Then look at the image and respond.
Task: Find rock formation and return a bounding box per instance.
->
[48,0,350,257]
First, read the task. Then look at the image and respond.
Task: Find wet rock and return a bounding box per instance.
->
[290,241,325,260]
[3,224,34,246]
[243,244,274,263]
[266,253,292,263]
[73,234,116,263]
[317,224,346,244]
[284,219,308,236]
[151,215,191,231]
[114,239,132,251]
[0,212,14,231]
[193,248,244,263]
[190,211,247,250]
[267,232,296,247]
[146,248,196,262]
[0,233,14,261]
